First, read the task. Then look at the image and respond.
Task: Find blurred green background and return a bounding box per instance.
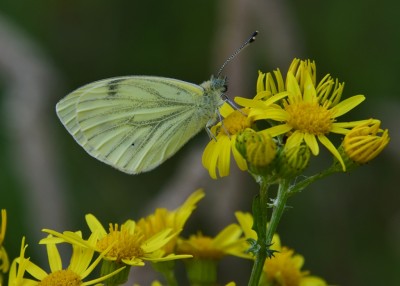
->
[0,0,399,285]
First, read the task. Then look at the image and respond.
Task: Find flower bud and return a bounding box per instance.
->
[276,143,311,179]
[341,119,389,168]
[236,129,277,175]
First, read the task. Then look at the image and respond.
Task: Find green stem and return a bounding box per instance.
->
[288,165,337,196]
[265,179,290,244]
[248,178,269,286]
[248,179,291,286]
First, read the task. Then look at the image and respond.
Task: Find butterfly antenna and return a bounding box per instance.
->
[216,31,258,78]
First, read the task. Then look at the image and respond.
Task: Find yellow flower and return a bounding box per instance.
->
[8,237,29,286]
[10,235,124,286]
[177,224,248,260]
[342,119,389,164]
[202,103,252,179]
[136,189,204,255]
[262,245,327,286]
[0,209,9,278]
[43,214,191,268]
[177,224,247,286]
[236,59,366,171]
[235,212,327,286]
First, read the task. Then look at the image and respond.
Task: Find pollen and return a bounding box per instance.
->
[285,102,333,135]
[97,224,144,262]
[221,109,252,136]
[38,269,81,286]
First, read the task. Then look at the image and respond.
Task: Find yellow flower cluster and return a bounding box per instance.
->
[2,190,331,286]
[202,59,389,178]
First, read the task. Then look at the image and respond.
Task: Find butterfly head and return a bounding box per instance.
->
[204,75,228,93]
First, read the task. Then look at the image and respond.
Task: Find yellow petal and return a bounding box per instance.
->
[231,136,247,171]
[272,69,285,92]
[286,73,302,102]
[85,214,107,237]
[25,260,48,281]
[123,220,136,235]
[265,124,292,137]
[213,224,242,247]
[264,91,289,105]
[304,133,319,155]
[303,71,317,103]
[202,140,219,179]
[285,131,304,151]
[330,94,365,118]
[217,136,232,177]
[142,229,174,253]
[235,96,268,109]
[257,71,266,93]
[46,242,62,273]
[234,212,257,240]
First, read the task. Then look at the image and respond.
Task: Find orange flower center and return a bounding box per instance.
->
[38,269,81,286]
[285,102,333,135]
[221,109,252,136]
[97,224,144,262]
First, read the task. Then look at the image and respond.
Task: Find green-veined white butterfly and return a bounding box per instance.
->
[56,31,257,174]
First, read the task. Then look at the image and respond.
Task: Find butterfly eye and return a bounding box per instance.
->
[223,84,228,92]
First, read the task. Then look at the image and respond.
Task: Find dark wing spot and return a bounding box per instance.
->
[107,79,125,97]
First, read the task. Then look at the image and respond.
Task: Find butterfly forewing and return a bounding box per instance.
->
[56,76,213,174]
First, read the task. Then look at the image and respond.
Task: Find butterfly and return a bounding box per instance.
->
[56,31,257,174]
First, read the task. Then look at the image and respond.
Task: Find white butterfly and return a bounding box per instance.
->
[56,31,258,174]
[56,76,226,174]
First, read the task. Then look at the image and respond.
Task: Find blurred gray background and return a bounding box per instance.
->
[0,0,399,285]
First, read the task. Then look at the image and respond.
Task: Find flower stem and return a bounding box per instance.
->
[248,179,291,286]
[265,179,290,243]
[288,165,338,196]
[247,177,269,286]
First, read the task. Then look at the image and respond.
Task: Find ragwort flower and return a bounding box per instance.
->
[176,224,248,260]
[262,245,327,286]
[11,234,124,286]
[236,59,366,171]
[43,214,191,268]
[176,223,248,286]
[202,103,252,179]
